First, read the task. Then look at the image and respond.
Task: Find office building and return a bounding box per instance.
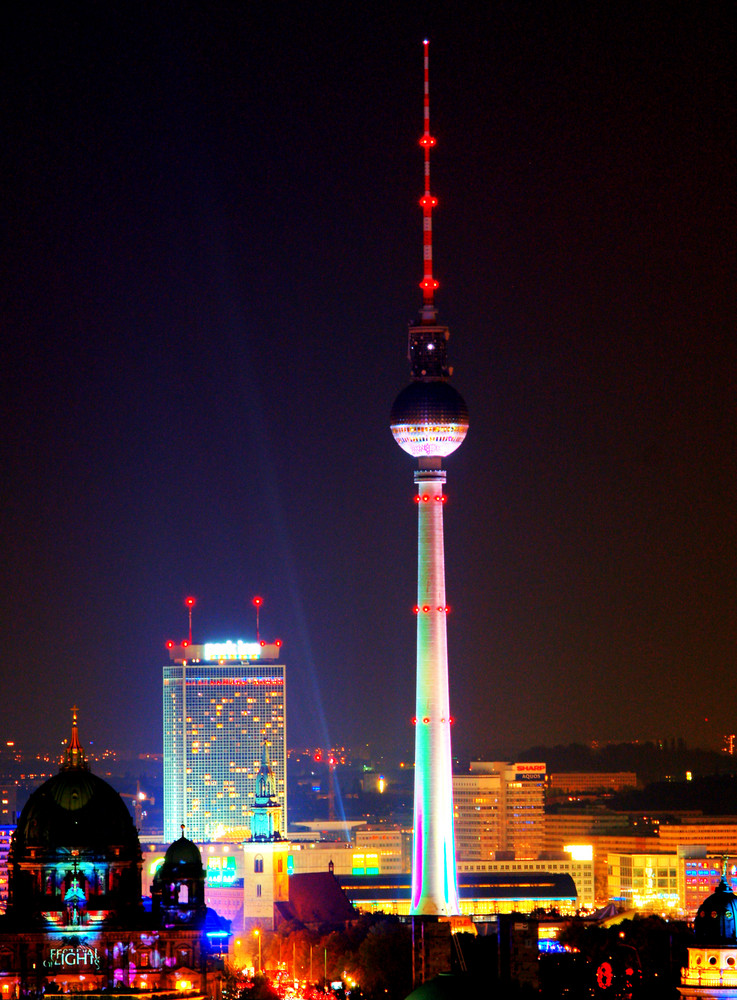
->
[457,845,595,910]
[163,639,286,842]
[547,772,637,798]
[659,820,737,856]
[0,825,13,914]
[454,762,546,861]
[607,851,680,913]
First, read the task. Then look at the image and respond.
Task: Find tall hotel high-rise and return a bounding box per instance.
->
[390,41,468,918]
[163,640,286,843]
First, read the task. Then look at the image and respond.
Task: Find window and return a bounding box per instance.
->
[256,884,262,898]
[254,855,264,874]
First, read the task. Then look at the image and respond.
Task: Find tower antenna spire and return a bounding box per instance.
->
[419,39,438,323]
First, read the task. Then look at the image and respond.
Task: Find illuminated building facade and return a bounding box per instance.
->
[390,39,468,920]
[0,827,13,914]
[453,762,546,861]
[456,847,595,910]
[163,640,286,843]
[607,851,680,913]
[659,821,737,857]
[547,772,637,798]
[0,713,225,995]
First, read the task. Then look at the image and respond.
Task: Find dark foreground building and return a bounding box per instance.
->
[0,713,227,995]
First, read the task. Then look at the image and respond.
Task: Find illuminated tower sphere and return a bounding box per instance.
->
[390,41,468,918]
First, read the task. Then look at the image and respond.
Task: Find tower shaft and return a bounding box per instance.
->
[411,462,460,916]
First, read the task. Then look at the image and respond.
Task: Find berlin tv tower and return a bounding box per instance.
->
[390,40,468,917]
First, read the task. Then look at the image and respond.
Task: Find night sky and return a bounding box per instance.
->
[2,3,735,760]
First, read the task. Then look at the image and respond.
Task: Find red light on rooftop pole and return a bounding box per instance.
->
[185,597,196,645]
[252,596,263,642]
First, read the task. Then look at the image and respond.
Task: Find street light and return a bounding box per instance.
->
[254,928,261,973]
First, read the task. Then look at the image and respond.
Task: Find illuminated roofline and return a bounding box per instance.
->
[166,639,284,664]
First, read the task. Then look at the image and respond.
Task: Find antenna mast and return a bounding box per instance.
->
[419,39,438,323]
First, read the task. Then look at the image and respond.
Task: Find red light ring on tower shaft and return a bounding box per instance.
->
[413,605,420,614]
[422,717,430,724]
[420,278,439,291]
[419,135,436,148]
[414,495,421,503]
[419,194,438,208]
[422,605,430,613]
[412,717,417,725]
[422,494,430,502]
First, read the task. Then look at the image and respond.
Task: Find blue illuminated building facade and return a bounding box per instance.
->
[163,641,286,843]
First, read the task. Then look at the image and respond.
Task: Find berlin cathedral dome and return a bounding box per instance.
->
[6,709,142,928]
[0,710,225,995]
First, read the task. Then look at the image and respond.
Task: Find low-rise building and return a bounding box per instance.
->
[607,851,680,913]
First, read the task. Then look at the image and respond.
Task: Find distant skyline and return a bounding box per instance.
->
[2,4,735,758]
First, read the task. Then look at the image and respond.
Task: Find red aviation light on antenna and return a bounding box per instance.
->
[181,640,189,648]
[252,596,263,608]
[185,596,196,645]
[275,639,282,647]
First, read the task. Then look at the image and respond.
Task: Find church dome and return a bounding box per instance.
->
[695,877,737,945]
[6,711,143,928]
[161,833,204,872]
[14,768,139,855]
[12,712,138,858]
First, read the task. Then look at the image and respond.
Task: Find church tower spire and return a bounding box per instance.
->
[251,742,283,842]
[62,706,89,771]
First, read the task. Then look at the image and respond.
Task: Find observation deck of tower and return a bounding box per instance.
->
[390,41,468,918]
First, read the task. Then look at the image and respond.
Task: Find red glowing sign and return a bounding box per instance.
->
[596,961,613,989]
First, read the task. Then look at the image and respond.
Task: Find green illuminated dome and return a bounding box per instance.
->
[161,831,204,873]
[695,877,737,945]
